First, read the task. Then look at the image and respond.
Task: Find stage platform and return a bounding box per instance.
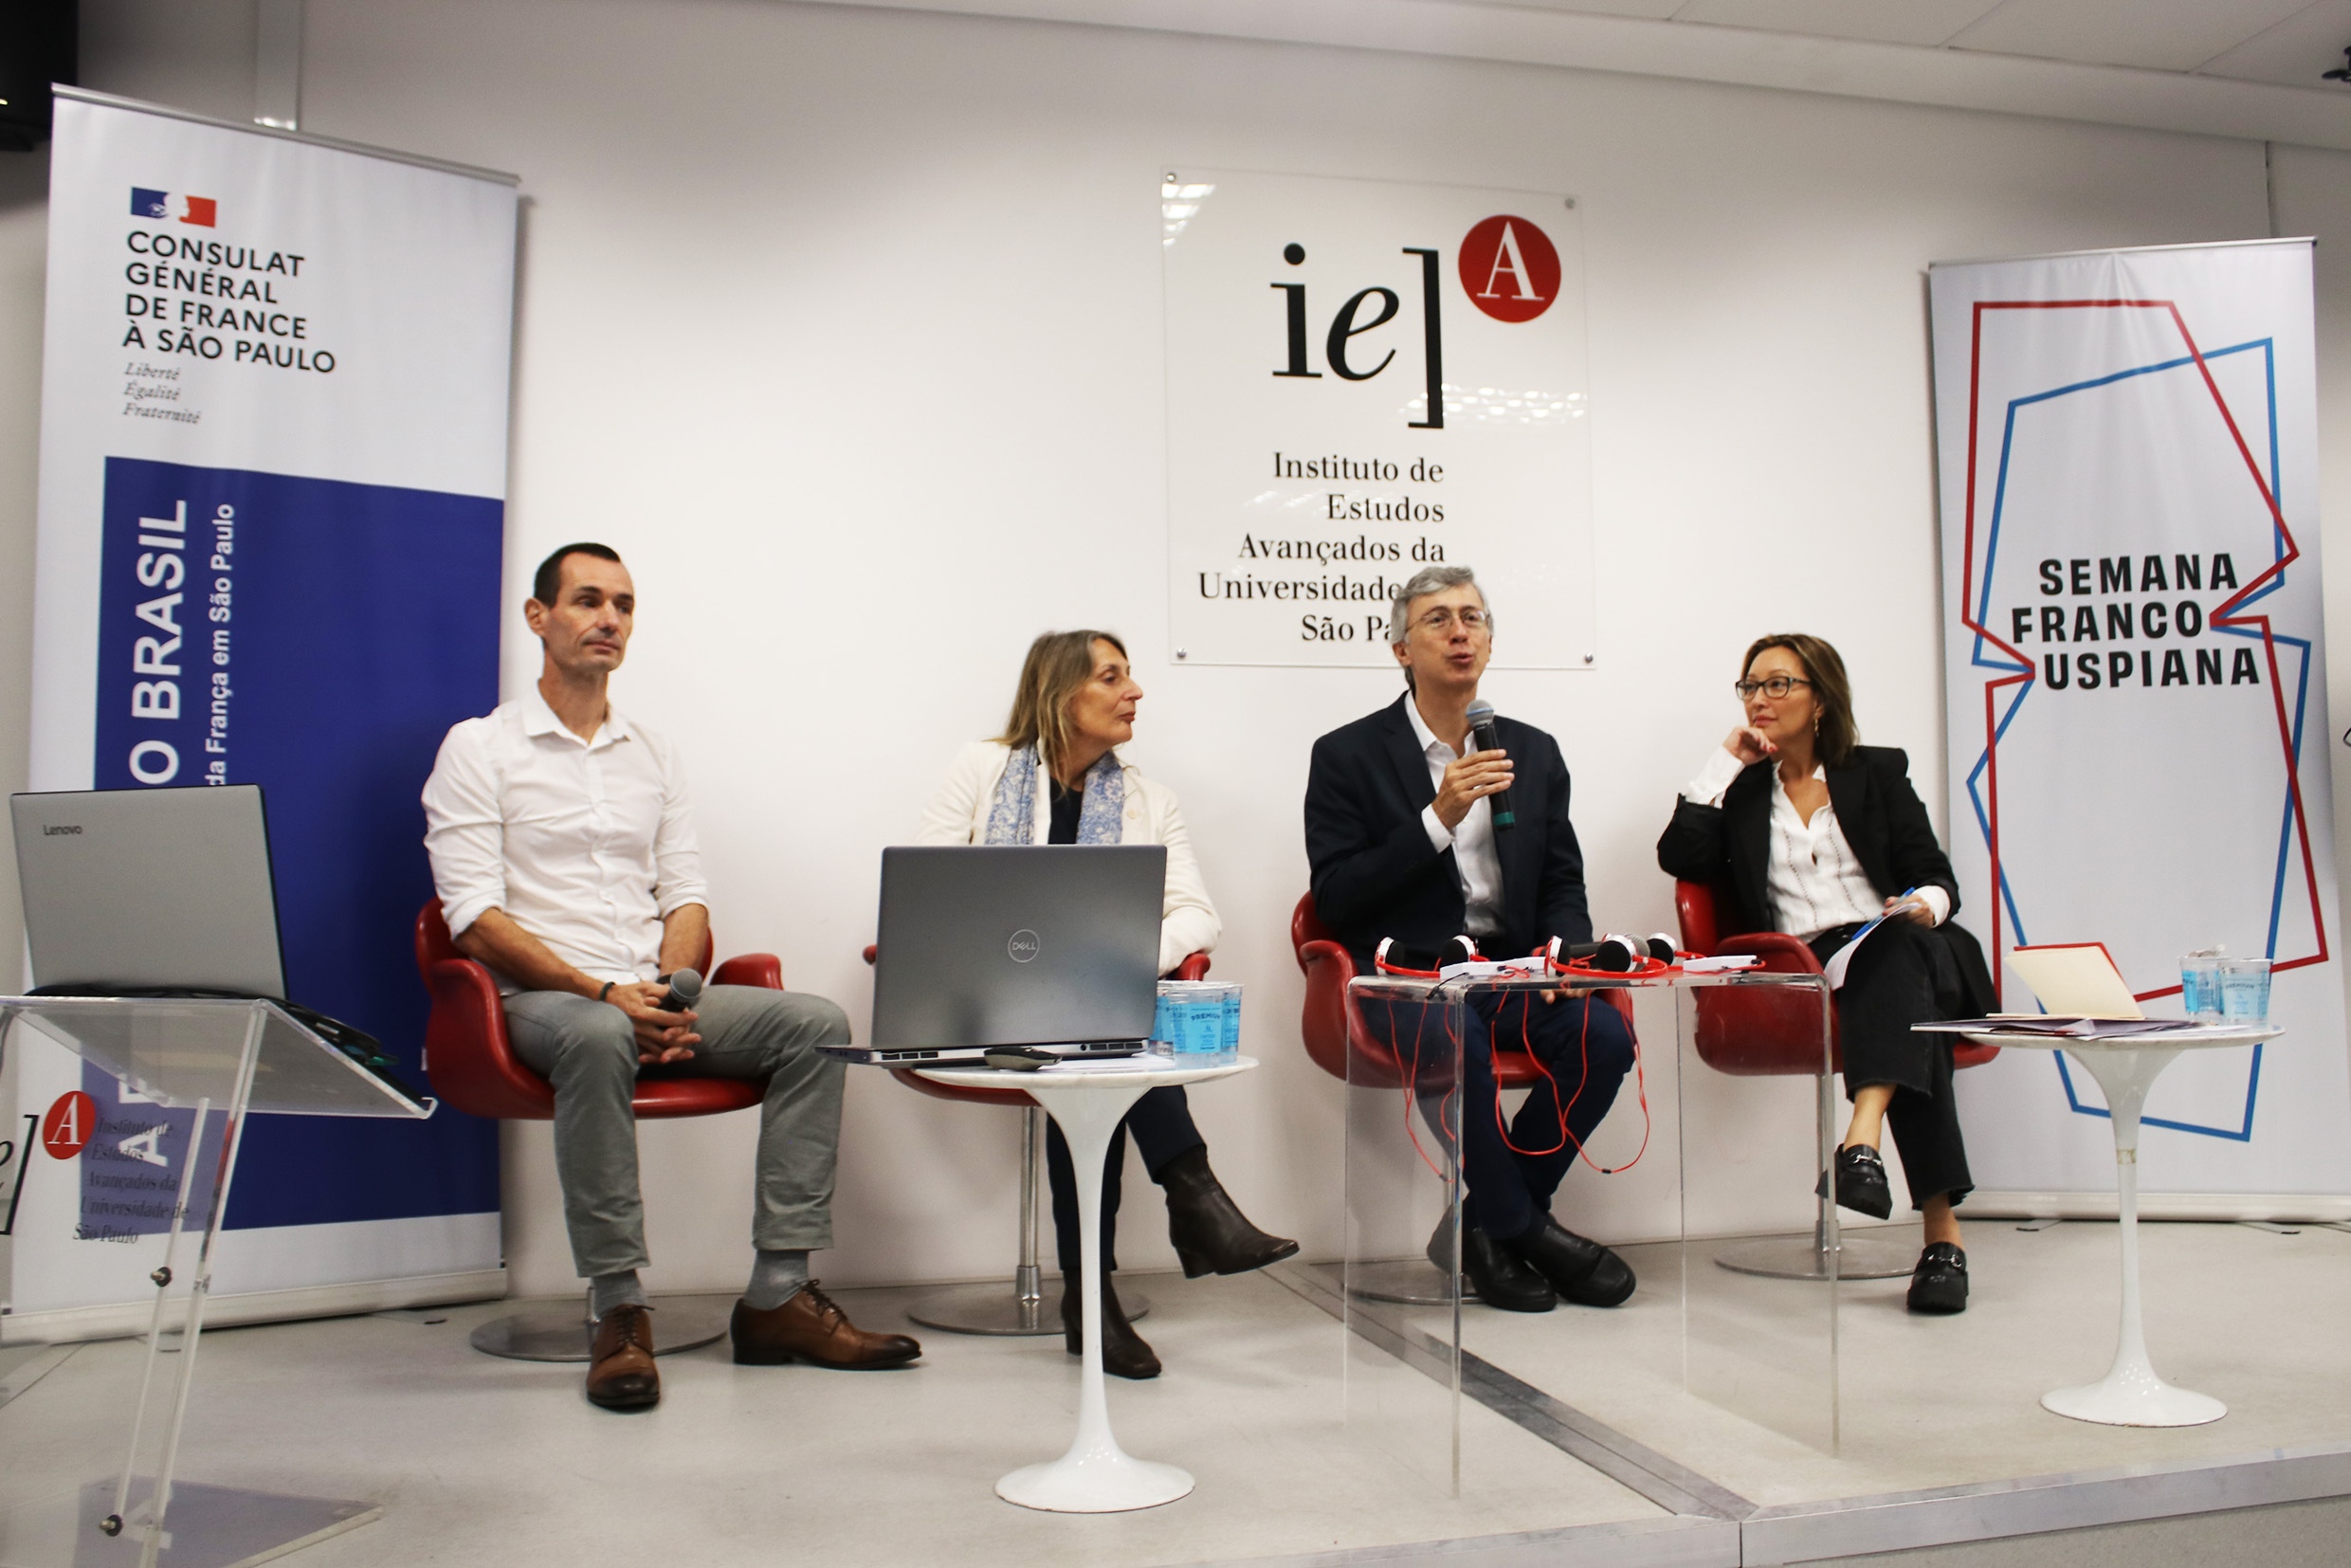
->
[0,1219,2344,1566]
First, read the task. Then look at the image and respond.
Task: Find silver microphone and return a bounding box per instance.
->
[655,967,703,1013]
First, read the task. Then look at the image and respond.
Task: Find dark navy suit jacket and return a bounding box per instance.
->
[1304,694,1593,971]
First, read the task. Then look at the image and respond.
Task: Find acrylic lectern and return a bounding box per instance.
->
[0,996,434,1568]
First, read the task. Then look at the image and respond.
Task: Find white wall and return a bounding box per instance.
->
[14,0,2335,1295]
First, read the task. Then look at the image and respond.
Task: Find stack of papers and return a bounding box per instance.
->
[1435,956,1551,982]
[1920,1015,2235,1039]
[1682,954,1761,975]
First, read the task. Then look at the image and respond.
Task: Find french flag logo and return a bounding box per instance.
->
[131,188,217,228]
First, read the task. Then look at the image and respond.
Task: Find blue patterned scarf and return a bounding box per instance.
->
[984,744,1125,846]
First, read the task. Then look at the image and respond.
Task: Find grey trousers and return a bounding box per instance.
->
[505,984,851,1278]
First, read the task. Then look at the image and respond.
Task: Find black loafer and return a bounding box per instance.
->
[1503,1215,1635,1308]
[1424,1214,1476,1298]
[1819,1143,1893,1220]
[1460,1225,1556,1312]
[1907,1243,1968,1314]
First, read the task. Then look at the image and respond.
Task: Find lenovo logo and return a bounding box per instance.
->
[43,825,83,836]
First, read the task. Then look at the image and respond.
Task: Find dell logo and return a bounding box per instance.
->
[43,825,82,836]
[1007,929,1041,964]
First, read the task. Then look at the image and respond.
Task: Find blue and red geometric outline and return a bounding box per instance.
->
[1956,299,2327,1141]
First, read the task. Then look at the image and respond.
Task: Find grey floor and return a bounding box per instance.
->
[0,1219,2345,1566]
[0,1271,1659,1568]
[1442,1216,2351,1506]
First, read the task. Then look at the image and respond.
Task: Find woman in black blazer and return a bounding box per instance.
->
[1657,633,1987,1315]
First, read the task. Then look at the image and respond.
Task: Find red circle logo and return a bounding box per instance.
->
[42,1090,97,1159]
[1458,215,1559,323]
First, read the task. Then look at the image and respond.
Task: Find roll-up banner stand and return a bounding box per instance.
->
[0,91,515,1341]
[1931,239,2351,1219]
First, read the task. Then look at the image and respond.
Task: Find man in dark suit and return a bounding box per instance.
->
[1303,565,1636,1312]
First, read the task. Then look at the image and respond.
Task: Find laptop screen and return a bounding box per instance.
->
[11,785,286,998]
[870,845,1164,1048]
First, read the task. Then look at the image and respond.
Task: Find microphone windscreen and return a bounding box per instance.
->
[660,967,703,1012]
[1375,937,1481,974]
[1464,699,1497,727]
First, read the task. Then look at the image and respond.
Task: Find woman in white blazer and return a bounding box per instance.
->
[917,629,1296,1379]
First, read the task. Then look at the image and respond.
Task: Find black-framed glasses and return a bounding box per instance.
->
[1734,676,1812,701]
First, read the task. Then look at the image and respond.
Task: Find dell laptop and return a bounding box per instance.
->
[833,844,1166,1065]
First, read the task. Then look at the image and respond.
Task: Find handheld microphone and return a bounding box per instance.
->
[1561,934,1675,972]
[1375,936,1481,975]
[1463,699,1515,830]
[655,967,703,1013]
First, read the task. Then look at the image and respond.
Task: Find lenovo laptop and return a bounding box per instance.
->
[13,785,286,996]
[830,844,1166,1065]
[10,785,422,1098]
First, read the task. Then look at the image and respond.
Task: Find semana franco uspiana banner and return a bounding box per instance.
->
[1161,170,1594,668]
[1930,239,2351,1211]
[2,91,515,1339]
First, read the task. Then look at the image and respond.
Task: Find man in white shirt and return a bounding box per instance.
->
[1303,565,1636,1316]
[423,543,918,1411]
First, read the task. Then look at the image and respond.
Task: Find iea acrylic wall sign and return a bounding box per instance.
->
[1162,170,1594,668]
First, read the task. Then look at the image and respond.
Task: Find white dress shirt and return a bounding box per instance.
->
[422,686,708,994]
[1407,699,1503,939]
[1682,748,1948,940]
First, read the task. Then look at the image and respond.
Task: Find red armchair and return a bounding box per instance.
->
[1673,881,1998,1078]
[411,897,789,1361]
[1672,879,1992,1281]
[414,898,786,1120]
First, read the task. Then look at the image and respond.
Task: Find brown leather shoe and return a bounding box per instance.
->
[730,1283,921,1369]
[586,1303,659,1411]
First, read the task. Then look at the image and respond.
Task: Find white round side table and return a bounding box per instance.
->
[1959,1025,2279,1428]
[918,1055,1256,1512]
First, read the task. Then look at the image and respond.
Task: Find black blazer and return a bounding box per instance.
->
[1305,694,1592,970]
[1654,745,1959,939]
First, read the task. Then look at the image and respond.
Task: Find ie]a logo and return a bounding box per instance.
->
[42,1090,98,1159]
[1459,214,1559,323]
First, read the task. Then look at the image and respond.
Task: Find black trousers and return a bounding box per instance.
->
[1364,991,1637,1242]
[1044,1084,1205,1274]
[1812,920,1974,1209]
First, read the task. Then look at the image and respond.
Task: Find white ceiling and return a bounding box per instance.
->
[1497,0,2351,87]
[820,0,2351,150]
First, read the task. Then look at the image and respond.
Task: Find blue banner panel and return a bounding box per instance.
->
[93,456,501,1229]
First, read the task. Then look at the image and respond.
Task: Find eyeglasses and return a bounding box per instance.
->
[1414,607,1490,634]
[1734,676,1813,701]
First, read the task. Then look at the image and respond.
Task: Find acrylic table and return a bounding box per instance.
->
[0,995,434,1568]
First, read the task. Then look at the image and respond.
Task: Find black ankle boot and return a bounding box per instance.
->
[1060,1271,1160,1379]
[1157,1145,1300,1279]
